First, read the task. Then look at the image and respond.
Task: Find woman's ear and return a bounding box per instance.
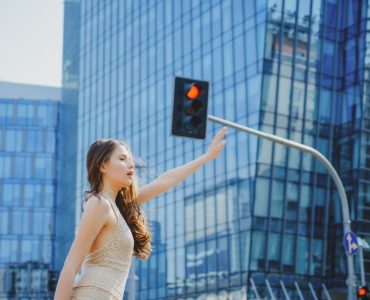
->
[100,162,108,174]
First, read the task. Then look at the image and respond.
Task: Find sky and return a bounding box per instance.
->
[0,0,64,87]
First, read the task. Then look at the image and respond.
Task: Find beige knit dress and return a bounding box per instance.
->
[71,197,134,300]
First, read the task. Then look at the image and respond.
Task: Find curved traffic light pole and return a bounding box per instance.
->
[208,114,356,300]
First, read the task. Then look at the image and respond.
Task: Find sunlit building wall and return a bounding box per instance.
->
[0,82,60,299]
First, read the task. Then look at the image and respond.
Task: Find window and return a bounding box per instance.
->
[0,210,8,234]
[35,157,46,179]
[251,231,266,270]
[16,104,29,125]
[46,130,55,153]
[0,240,10,260]
[296,236,308,274]
[24,184,34,207]
[44,184,54,207]
[5,130,16,151]
[0,155,11,178]
[254,178,269,217]
[3,183,14,206]
[32,211,43,234]
[37,105,47,126]
[21,239,32,262]
[270,180,284,218]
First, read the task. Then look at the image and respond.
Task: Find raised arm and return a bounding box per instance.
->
[54,196,110,300]
[137,127,227,205]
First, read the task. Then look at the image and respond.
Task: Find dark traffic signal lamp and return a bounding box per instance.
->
[171,76,209,139]
[357,286,370,299]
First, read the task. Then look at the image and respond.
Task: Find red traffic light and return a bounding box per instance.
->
[358,286,369,298]
[186,85,200,100]
[171,76,209,139]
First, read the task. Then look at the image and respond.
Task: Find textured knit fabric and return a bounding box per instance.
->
[71,196,134,300]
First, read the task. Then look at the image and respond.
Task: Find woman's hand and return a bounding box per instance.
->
[205,127,227,161]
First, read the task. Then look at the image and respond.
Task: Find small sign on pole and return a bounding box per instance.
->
[344,231,359,255]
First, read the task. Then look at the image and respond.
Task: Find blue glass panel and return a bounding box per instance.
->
[296,236,308,274]
[16,103,29,125]
[270,180,284,218]
[5,129,15,151]
[21,239,32,262]
[24,184,34,207]
[35,157,46,179]
[250,231,266,270]
[37,105,47,126]
[33,211,43,234]
[2,183,12,206]
[0,103,7,124]
[0,210,8,234]
[0,239,10,261]
[254,178,269,216]
[282,235,294,268]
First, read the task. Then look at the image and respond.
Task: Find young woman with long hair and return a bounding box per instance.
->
[54,126,227,299]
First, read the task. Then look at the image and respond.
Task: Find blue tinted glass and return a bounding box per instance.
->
[5,129,15,151]
[2,183,12,206]
[254,178,269,216]
[251,231,266,269]
[0,210,8,234]
[37,105,47,126]
[16,104,28,125]
[0,240,10,260]
[35,157,46,179]
[24,184,34,207]
[33,211,43,234]
[21,239,32,262]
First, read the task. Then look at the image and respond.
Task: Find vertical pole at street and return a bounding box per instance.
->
[359,247,365,286]
[207,115,356,300]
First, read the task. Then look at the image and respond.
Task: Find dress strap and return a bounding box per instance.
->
[100,195,119,222]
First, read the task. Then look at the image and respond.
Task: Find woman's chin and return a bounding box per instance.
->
[120,181,132,189]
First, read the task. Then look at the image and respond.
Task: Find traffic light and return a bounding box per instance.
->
[171,76,209,139]
[357,286,370,299]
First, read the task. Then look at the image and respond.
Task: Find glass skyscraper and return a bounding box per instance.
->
[60,0,370,299]
[0,82,60,299]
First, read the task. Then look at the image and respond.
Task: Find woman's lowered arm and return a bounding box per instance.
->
[137,127,227,205]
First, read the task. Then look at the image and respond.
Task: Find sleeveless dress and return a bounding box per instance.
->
[71,196,134,300]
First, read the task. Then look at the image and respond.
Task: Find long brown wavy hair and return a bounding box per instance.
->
[83,138,152,260]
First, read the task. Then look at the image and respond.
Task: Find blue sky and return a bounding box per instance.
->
[0,0,63,87]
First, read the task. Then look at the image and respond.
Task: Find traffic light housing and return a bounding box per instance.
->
[171,76,209,139]
[357,286,370,299]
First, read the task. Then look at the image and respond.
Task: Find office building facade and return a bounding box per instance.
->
[0,82,60,299]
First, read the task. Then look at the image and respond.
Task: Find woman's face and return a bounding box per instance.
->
[101,144,135,189]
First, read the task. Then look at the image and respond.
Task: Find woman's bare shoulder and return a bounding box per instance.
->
[83,194,111,215]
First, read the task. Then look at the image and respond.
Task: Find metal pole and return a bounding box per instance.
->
[322,283,333,300]
[250,278,261,300]
[359,246,366,286]
[358,237,369,286]
[308,282,319,300]
[208,115,356,300]
[294,281,304,300]
[280,280,291,300]
[265,279,277,300]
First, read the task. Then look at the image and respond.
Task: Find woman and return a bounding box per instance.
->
[54,126,227,299]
